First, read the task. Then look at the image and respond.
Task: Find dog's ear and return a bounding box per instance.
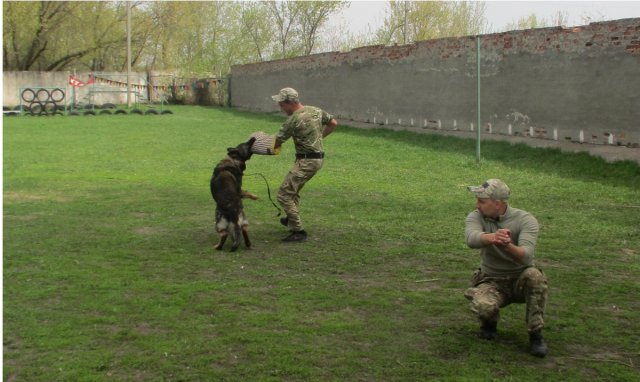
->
[246,137,256,147]
[227,147,239,156]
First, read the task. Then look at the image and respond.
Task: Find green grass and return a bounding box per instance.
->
[3,106,640,381]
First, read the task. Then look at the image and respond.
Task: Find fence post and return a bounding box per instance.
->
[476,36,481,163]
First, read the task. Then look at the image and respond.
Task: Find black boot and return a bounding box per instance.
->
[529,332,548,357]
[282,230,307,242]
[480,321,497,340]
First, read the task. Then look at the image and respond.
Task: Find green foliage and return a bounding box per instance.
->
[3,1,75,70]
[265,0,347,59]
[240,2,275,62]
[376,1,488,45]
[504,11,570,31]
[3,107,640,381]
[505,13,550,31]
[2,1,347,73]
[296,1,348,55]
[2,1,134,71]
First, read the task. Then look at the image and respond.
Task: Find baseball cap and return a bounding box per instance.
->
[271,87,299,103]
[467,179,510,200]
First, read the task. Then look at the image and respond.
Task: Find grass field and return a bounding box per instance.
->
[3,106,640,381]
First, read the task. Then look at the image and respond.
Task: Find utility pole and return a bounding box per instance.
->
[127,1,132,107]
[476,36,481,163]
[403,1,408,44]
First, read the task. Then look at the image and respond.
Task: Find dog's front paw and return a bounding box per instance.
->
[241,190,258,200]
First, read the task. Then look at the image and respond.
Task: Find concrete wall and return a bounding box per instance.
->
[230,19,640,147]
[2,71,226,108]
[3,71,150,107]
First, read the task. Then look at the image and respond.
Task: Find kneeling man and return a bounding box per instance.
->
[464,179,548,357]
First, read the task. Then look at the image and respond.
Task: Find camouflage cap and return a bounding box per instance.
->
[271,87,299,103]
[468,179,510,200]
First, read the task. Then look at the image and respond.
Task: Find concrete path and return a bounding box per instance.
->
[339,119,640,165]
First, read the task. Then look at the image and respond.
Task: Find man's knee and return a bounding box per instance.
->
[277,183,296,203]
[522,267,545,281]
[472,297,500,321]
[520,268,548,293]
[467,288,501,322]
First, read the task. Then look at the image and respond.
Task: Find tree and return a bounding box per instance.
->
[3,1,78,70]
[375,1,488,46]
[267,0,303,59]
[1,0,489,75]
[253,1,347,59]
[447,1,487,36]
[2,1,137,71]
[504,14,549,31]
[142,1,243,75]
[297,1,347,55]
[65,2,128,71]
[239,2,274,62]
[319,21,378,53]
[503,11,569,31]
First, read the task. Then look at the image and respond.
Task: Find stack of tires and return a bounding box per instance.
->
[16,88,173,116]
[21,88,65,116]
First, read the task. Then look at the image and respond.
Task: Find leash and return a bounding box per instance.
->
[246,173,282,217]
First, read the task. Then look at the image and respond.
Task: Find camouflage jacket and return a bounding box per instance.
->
[276,106,333,154]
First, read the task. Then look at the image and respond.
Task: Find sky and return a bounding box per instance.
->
[336,1,640,35]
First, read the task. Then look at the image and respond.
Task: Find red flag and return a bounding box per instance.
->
[69,75,85,87]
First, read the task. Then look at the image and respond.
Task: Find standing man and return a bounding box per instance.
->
[463,179,549,357]
[271,87,337,242]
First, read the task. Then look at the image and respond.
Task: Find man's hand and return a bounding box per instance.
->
[479,228,525,263]
[322,119,338,138]
[491,228,511,246]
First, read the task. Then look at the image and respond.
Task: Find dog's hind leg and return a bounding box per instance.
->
[237,210,251,249]
[214,230,228,250]
[230,223,242,252]
[242,224,251,248]
[214,209,230,250]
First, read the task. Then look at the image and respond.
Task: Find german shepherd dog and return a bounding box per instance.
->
[210,137,257,251]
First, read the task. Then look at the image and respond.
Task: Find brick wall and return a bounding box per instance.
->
[231,18,640,147]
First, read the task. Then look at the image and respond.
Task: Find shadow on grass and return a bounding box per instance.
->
[338,125,640,189]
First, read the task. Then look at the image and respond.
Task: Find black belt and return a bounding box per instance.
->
[296,152,324,159]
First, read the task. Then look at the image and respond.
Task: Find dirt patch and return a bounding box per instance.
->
[4,213,43,221]
[563,344,639,368]
[132,226,167,236]
[3,191,70,203]
[620,248,637,262]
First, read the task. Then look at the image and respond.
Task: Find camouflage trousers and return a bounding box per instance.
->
[464,267,548,334]
[277,158,323,232]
